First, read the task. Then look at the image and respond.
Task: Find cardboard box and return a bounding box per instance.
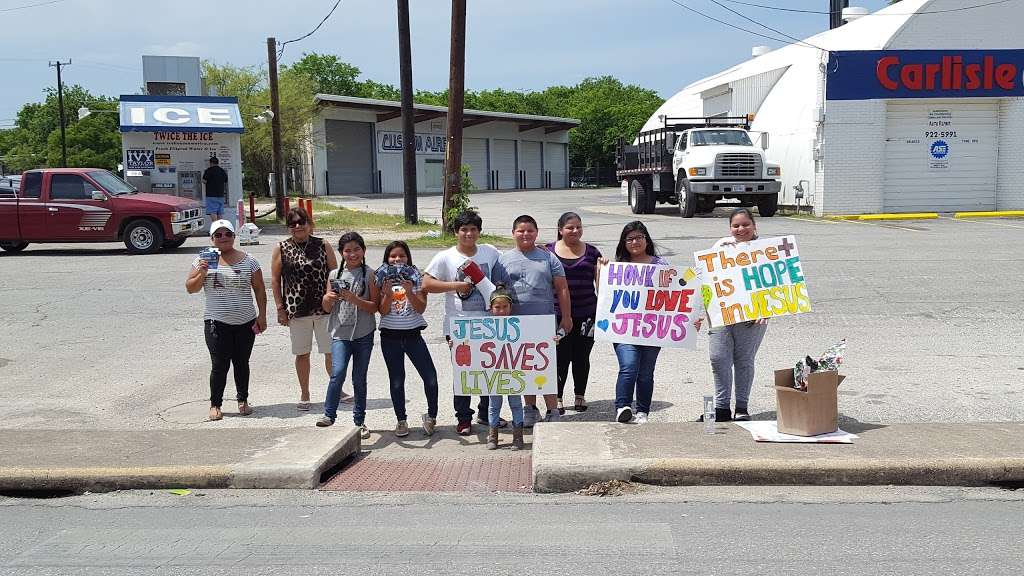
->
[774,369,846,436]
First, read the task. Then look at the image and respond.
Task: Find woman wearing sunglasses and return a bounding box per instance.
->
[271,207,348,412]
[186,219,268,421]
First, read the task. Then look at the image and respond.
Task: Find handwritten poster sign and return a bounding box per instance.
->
[449,315,557,396]
[693,235,811,328]
[594,263,702,348]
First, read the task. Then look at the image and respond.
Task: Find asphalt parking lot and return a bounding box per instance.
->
[1,187,1022,432]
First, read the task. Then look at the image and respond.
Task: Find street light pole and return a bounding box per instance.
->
[49,59,71,168]
[267,37,286,222]
[442,0,466,233]
[398,0,417,224]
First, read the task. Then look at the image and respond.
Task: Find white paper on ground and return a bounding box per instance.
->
[733,420,858,444]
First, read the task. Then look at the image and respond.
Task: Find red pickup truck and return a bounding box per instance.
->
[0,168,206,254]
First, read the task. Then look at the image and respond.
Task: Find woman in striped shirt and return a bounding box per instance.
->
[376,241,438,438]
[185,220,268,422]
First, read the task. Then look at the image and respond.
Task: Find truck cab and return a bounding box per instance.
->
[615,116,782,218]
[671,127,781,217]
[0,168,205,254]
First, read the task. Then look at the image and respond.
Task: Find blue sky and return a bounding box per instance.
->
[0,0,892,123]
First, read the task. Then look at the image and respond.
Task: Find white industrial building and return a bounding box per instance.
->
[644,0,1024,215]
[305,95,579,195]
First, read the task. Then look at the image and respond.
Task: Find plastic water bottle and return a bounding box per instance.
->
[703,395,715,435]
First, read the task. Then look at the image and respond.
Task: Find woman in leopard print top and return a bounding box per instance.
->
[271,207,347,410]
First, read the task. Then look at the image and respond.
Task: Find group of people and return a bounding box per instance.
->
[186,205,769,446]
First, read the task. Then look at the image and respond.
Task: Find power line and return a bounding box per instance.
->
[719,0,1018,15]
[705,0,830,51]
[0,0,67,13]
[278,0,343,59]
[663,0,825,51]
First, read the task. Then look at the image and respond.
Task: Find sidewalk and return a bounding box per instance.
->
[0,427,359,493]
[532,422,1024,493]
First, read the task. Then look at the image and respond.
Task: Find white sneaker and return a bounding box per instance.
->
[616,406,633,423]
[634,412,649,424]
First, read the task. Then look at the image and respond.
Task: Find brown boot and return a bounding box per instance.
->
[511,425,524,451]
[486,427,499,450]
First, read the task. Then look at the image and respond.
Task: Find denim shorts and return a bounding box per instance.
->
[205,196,225,215]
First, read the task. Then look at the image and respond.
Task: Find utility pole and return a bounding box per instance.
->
[267,37,286,222]
[397,0,417,224]
[49,60,71,168]
[442,0,466,233]
[829,0,850,29]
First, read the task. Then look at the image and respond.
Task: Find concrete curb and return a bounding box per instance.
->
[0,427,361,493]
[531,422,1024,493]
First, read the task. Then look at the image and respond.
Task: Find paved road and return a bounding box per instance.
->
[1,187,1021,435]
[1,487,1021,575]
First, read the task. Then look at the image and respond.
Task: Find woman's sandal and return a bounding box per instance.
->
[238,402,253,416]
[208,407,223,421]
[557,398,566,415]
[574,395,588,412]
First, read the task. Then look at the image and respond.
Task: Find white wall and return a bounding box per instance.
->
[820,100,887,215]
[997,98,1024,210]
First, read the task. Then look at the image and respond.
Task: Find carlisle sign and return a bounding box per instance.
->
[826,50,1024,101]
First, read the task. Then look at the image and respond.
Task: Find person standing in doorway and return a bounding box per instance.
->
[499,214,572,426]
[202,156,229,222]
[545,212,606,414]
[422,210,506,436]
[271,206,351,412]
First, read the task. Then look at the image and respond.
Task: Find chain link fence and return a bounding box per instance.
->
[569,166,619,188]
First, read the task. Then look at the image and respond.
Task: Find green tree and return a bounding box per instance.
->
[202,61,319,197]
[0,85,120,173]
[285,53,362,96]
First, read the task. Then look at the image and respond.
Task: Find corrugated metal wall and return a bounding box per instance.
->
[492,139,516,189]
[729,66,790,116]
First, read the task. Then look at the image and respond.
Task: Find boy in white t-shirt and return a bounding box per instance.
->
[423,210,509,435]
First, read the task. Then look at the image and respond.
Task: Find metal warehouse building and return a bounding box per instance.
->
[305,95,579,195]
[643,0,1024,215]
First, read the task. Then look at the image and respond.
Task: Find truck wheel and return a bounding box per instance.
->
[628,179,653,215]
[757,195,779,217]
[124,220,164,254]
[0,241,29,253]
[162,236,188,250]
[676,179,696,218]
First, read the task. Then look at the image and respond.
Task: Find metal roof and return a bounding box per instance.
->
[315,94,580,132]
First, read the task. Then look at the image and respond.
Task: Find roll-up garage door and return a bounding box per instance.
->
[463,138,488,191]
[883,101,997,212]
[545,142,568,188]
[325,120,374,194]
[521,140,542,188]
[492,139,516,189]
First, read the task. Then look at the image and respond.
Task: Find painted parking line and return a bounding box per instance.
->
[835,218,924,232]
[939,216,1024,230]
[784,216,840,225]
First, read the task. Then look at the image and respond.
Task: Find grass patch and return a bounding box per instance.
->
[255,200,438,233]
[371,233,513,249]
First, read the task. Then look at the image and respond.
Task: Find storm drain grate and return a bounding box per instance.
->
[321,454,532,493]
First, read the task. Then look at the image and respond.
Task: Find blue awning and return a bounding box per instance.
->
[119,95,244,133]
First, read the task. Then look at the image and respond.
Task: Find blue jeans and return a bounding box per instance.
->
[613,343,661,414]
[325,332,374,425]
[488,395,524,428]
[380,331,439,421]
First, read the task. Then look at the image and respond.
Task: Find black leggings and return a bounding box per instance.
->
[204,319,256,407]
[556,318,596,399]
